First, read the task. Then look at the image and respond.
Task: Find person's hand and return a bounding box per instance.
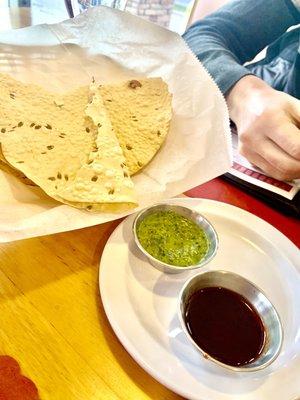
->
[226,75,300,181]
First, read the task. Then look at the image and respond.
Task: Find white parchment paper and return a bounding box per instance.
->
[0,6,231,242]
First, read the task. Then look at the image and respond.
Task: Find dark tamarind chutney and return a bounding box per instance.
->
[184,286,265,367]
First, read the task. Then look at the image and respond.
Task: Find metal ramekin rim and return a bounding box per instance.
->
[132,203,219,271]
[177,270,284,372]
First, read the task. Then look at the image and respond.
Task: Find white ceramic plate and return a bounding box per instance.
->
[100,198,300,400]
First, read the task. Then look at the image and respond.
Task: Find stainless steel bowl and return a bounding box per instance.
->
[132,203,218,274]
[178,270,283,371]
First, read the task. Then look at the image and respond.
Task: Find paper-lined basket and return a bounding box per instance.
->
[0,6,231,242]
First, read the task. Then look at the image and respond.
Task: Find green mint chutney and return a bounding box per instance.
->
[137,210,209,267]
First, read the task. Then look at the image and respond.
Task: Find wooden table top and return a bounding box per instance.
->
[0,4,299,400]
[1,219,184,400]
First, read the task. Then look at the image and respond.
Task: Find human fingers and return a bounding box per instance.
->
[239,144,299,181]
[288,97,300,125]
[256,138,300,180]
[266,121,300,161]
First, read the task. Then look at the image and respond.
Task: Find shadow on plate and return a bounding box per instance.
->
[168,314,268,395]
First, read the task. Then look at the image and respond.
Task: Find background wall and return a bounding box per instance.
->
[126,0,174,28]
[125,0,232,31]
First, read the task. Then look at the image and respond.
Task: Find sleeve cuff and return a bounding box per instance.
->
[198,57,254,95]
[214,66,254,95]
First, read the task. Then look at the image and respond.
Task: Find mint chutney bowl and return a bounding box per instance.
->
[132,203,218,274]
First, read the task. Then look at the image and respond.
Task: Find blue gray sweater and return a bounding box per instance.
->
[183,0,300,99]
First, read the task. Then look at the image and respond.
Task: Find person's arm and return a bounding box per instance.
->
[184,0,300,181]
[227,75,300,181]
[183,0,300,95]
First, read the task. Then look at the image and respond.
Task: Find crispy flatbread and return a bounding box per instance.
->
[0,158,35,186]
[0,74,136,211]
[98,78,172,175]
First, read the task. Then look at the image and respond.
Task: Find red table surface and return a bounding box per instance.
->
[186,178,300,248]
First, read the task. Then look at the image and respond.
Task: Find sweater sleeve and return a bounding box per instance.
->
[183,0,300,94]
